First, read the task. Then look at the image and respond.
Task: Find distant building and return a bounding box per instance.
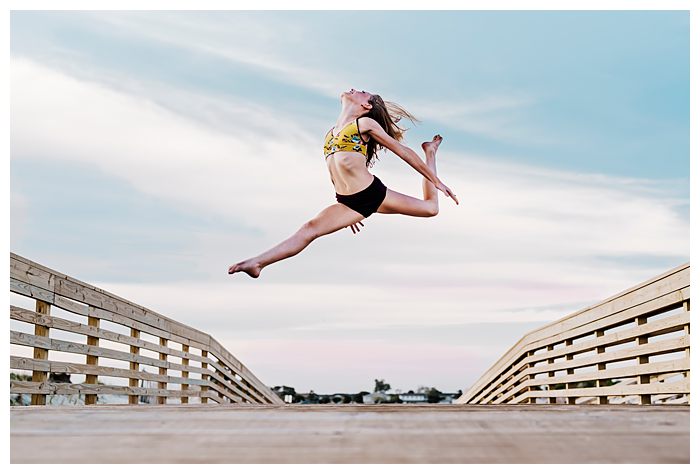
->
[363,392,390,404]
[272,385,297,404]
[399,392,428,403]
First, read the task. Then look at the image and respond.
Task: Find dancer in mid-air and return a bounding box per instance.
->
[228,88,459,278]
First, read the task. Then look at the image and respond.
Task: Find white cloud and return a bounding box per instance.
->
[9,190,29,246]
[11,57,331,232]
[410,93,563,145]
[83,11,358,98]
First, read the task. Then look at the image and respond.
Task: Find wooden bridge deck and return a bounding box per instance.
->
[11,404,689,463]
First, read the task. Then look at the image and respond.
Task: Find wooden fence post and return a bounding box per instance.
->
[30,300,51,406]
[636,316,651,404]
[524,351,535,404]
[85,310,100,405]
[181,344,189,404]
[129,328,140,405]
[158,337,168,404]
[565,339,576,405]
[683,300,690,404]
[201,350,208,404]
[596,330,608,405]
[547,345,556,404]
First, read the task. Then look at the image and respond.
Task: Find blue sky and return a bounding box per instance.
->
[10,10,689,394]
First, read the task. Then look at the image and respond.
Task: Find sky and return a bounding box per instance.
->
[9,9,690,395]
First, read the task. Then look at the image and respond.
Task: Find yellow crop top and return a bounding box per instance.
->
[323,117,368,158]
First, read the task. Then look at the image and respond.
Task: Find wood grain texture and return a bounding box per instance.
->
[10,405,690,463]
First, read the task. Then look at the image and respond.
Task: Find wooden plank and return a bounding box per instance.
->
[510,379,689,404]
[11,306,210,364]
[84,313,100,405]
[89,306,208,353]
[10,380,204,398]
[201,350,209,404]
[529,310,689,365]
[52,294,89,316]
[129,328,140,405]
[204,389,226,405]
[9,255,55,292]
[636,316,651,404]
[10,278,54,304]
[30,300,51,406]
[210,339,282,404]
[596,329,608,405]
[525,358,689,388]
[181,344,189,404]
[208,363,265,404]
[10,331,209,376]
[10,356,212,387]
[9,405,691,463]
[158,338,167,404]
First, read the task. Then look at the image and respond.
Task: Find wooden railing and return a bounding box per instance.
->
[456,262,690,405]
[10,253,284,406]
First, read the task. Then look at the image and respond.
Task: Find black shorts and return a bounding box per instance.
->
[336,175,388,218]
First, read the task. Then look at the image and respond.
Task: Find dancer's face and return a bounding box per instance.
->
[341,88,373,110]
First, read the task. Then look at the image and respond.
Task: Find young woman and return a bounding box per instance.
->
[228,88,459,278]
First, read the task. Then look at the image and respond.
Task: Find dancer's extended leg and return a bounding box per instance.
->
[228,203,364,278]
[376,134,442,217]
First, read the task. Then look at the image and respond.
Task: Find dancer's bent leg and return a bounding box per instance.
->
[376,134,442,217]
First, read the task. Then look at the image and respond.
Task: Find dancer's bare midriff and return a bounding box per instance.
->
[325,151,374,195]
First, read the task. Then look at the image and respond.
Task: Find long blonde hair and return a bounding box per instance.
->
[362,94,420,168]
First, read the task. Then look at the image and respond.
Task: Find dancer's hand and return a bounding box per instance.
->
[435,180,459,205]
[347,221,364,234]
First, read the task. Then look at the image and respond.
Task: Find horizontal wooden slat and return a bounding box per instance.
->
[526,358,688,388]
[521,335,687,376]
[88,305,206,351]
[509,379,689,404]
[10,256,55,292]
[10,356,210,387]
[204,390,227,405]
[11,306,210,364]
[52,294,89,316]
[209,338,280,404]
[10,278,54,304]
[530,310,689,363]
[11,330,202,374]
[10,380,212,399]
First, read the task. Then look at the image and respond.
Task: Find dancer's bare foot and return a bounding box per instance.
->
[421,134,443,155]
[228,259,262,278]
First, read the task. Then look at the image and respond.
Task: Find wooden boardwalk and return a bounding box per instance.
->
[11,404,689,463]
